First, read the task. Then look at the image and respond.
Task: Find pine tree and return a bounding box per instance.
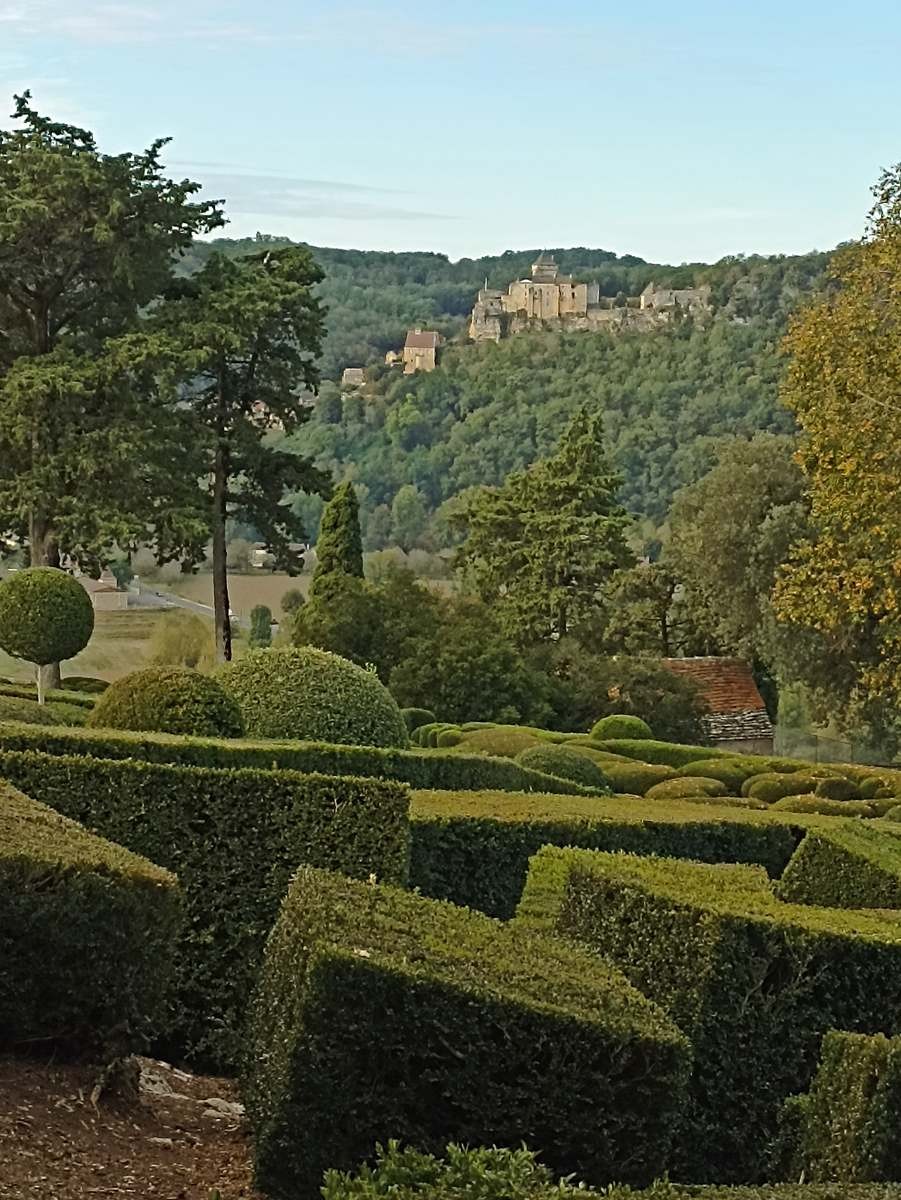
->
[456,407,634,641]
[311,482,364,594]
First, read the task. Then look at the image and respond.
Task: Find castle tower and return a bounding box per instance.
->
[530,252,560,284]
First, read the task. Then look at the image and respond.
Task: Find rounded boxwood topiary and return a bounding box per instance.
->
[771,794,875,818]
[401,707,436,734]
[515,745,609,791]
[61,675,109,695]
[0,567,94,688]
[814,776,861,802]
[217,647,408,748]
[88,667,245,738]
[645,776,729,801]
[590,714,653,741]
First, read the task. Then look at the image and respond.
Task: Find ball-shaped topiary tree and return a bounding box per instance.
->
[217,646,409,748]
[590,713,654,741]
[0,568,94,703]
[87,667,245,738]
[515,744,610,791]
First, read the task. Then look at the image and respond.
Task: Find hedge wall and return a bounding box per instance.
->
[0,720,599,796]
[0,779,181,1058]
[409,790,804,918]
[776,823,901,909]
[517,846,901,1185]
[243,866,689,1200]
[787,1031,901,1183]
[0,749,408,1069]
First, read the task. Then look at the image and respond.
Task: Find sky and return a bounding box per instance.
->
[1,0,899,264]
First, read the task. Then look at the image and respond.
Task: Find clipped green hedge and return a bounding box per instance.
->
[772,795,874,817]
[645,777,728,801]
[450,725,543,758]
[0,749,409,1068]
[0,779,181,1057]
[88,666,244,738]
[816,776,862,801]
[747,772,822,803]
[0,694,88,727]
[401,707,436,733]
[777,822,901,909]
[675,757,757,793]
[410,790,803,918]
[597,738,723,768]
[0,720,600,796]
[244,866,689,1199]
[516,744,610,790]
[590,714,653,741]
[0,681,96,708]
[788,1031,901,1183]
[517,845,901,1184]
[219,646,409,748]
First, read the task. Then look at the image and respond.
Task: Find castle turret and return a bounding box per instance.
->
[530,252,560,283]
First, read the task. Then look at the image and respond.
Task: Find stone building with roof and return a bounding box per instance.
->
[402,328,441,373]
[662,656,774,756]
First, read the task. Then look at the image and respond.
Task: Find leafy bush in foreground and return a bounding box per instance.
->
[244,866,688,1198]
[88,667,244,738]
[219,646,409,747]
[516,744,610,790]
[776,822,901,909]
[0,779,181,1057]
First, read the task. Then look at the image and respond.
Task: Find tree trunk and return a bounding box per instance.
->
[212,439,232,663]
[29,510,62,698]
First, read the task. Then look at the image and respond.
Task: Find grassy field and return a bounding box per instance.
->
[162,572,308,619]
[0,610,168,684]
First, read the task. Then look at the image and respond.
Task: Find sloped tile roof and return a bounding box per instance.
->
[662,656,773,742]
[404,329,440,350]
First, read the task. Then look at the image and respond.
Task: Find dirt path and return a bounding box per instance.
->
[0,1054,262,1199]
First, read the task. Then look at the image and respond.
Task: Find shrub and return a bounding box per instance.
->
[0,779,181,1057]
[884,805,901,822]
[61,676,109,694]
[516,745,610,791]
[772,795,874,817]
[243,866,689,1198]
[410,790,803,918]
[0,748,408,1068]
[0,567,94,699]
[517,845,901,1183]
[789,1031,901,1183]
[281,586,306,615]
[401,707,436,733]
[777,822,901,909]
[148,609,215,670]
[0,695,85,727]
[455,725,544,758]
[436,728,463,747]
[88,667,244,738]
[747,772,821,803]
[599,759,679,795]
[249,604,273,649]
[676,758,756,794]
[645,777,728,801]
[815,776,861,801]
[219,647,409,748]
[0,680,95,708]
[859,775,895,800]
[591,714,653,741]
[597,738,725,768]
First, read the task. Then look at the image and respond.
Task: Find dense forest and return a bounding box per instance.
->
[180,235,832,540]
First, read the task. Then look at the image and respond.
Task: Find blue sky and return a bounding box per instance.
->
[2,1,899,263]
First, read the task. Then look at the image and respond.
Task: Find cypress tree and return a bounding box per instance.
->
[312,482,364,594]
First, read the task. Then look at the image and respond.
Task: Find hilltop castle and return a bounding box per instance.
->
[469,253,710,342]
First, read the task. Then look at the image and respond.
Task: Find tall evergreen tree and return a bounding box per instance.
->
[311,481,364,594]
[455,407,634,642]
[153,247,330,661]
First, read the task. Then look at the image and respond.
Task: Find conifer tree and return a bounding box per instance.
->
[456,407,634,642]
[311,482,364,594]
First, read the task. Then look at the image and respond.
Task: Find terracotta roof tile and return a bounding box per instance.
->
[662,656,769,716]
[404,330,440,350]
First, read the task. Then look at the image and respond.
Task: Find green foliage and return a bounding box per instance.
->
[0,779,181,1057]
[515,745,610,791]
[390,483,429,552]
[0,680,95,708]
[0,720,599,796]
[0,567,94,667]
[453,726,544,759]
[645,777,729,801]
[591,714,653,740]
[585,757,678,796]
[815,776,861,801]
[61,675,109,694]
[455,408,633,642]
[87,666,244,738]
[597,738,722,768]
[747,772,821,803]
[0,748,408,1067]
[789,1032,901,1183]
[148,609,215,670]
[675,758,756,793]
[771,795,875,817]
[401,707,436,733]
[776,823,901,909]
[218,646,409,748]
[0,694,87,727]
[311,481,364,592]
[280,587,306,615]
[243,866,689,1198]
[410,789,801,918]
[518,846,901,1183]
[249,604,273,649]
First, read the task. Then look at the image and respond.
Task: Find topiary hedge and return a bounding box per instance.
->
[746,772,822,803]
[401,707,436,733]
[88,667,244,738]
[815,776,862,801]
[591,714,653,741]
[0,749,409,1068]
[410,790,803,918]
[771,795,874,818]
[0,779,181,1058]
[0,566,94,675]
[517,845,901,1184]
[516,745,610,791]
[786,1031,901,1184]
[450,725,543,758]
[776,822,901,909]
[243,866,690,1199]
[0,695,88,727]
[0,681,96,708]
[0,720,601,797]
[675,758,757,794]
[218,647,409,748]
[597,738,726,768]
[61,675,109,694]
[644,777,729,801]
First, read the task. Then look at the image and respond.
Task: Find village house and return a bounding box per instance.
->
[341,367,366,389]
[402,328,441,373]
[662,656,774,756]
[78,569,127,612]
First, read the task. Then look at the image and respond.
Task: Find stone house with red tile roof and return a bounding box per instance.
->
[662,656,774,755]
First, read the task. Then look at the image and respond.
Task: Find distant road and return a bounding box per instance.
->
[130,585,250,630]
